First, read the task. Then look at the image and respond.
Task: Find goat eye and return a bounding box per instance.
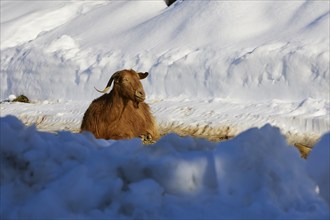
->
[123,78,128,82]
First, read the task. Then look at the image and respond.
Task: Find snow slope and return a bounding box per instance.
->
[1,0,329,101]
[1,0,329,144]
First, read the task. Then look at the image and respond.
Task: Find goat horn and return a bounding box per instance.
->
[94,71,120,93]
[94,86,110,93]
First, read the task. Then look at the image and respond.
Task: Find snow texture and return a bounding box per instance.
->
[1,0,329,102]
[1,1,329,219]
[1,0,329,144]
[307,133,330,205]
[1,116,329,219]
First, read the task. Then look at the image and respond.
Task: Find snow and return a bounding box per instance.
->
[1,0,329,218]
[307,133,330,205]
[1,116,329,219]
[7,94,16,102]
[0,98,328,147]
[1,0,329,102]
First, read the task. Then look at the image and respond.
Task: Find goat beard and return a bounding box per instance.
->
[133,100,140,108]
[133,96,144,108]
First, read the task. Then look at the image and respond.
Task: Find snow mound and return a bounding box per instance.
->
[1,116,329,219]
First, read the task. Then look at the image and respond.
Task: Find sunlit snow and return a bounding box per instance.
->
[1,0,329,219]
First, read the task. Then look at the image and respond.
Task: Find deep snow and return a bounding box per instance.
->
[1,116,329,219]
[1,0,329,102]
[1,0,330,219]
[1,0,329,143]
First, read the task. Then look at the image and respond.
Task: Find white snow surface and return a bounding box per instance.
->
[1,0,329,101]
[1,0,329,141]
[1,116,329,219]
[1,1,330,218]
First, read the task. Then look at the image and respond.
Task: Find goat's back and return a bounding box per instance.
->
[81,94,159,140]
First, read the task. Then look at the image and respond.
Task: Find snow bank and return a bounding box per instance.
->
[1,116,329,219]
[1,1,329,101]
[307,133,330,205]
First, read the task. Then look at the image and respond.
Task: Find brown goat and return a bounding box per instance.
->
[81,69,160,142]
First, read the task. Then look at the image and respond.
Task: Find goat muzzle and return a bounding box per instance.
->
[134,90,145,102]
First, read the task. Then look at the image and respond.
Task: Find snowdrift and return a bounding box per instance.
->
[1,116,329,219]
[1,1,329,101]
[1,1,329,218]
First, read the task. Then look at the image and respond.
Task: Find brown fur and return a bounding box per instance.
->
[81,69,160,141]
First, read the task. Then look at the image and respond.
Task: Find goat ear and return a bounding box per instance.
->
[138,72,148,80]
